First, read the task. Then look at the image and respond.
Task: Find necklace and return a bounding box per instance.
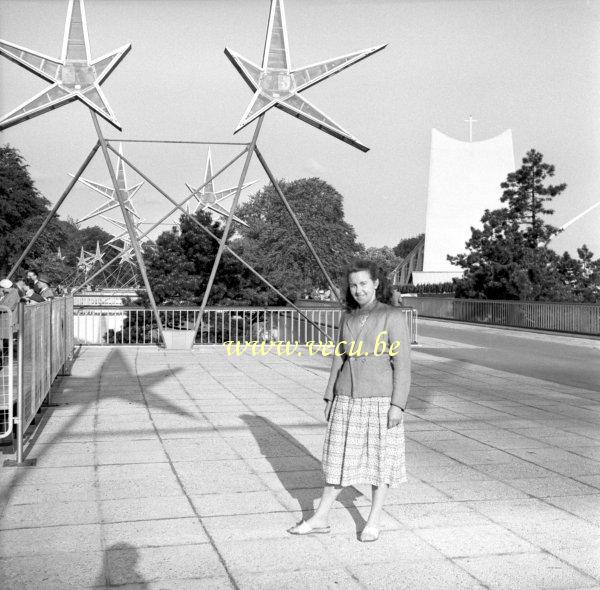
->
[357,298,376,329]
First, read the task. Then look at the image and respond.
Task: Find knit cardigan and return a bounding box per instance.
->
[323,300,411,410]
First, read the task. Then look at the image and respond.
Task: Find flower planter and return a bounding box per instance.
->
[162,328,196,349]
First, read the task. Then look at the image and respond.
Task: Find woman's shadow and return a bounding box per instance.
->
[239,414,366,533]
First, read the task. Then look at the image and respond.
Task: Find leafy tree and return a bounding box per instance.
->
[363,246,402,275]
[449,149,600,302]
[556,245,600,302]
[393,233,424,259]
[0,145,51,275]
[142,209,247,306]
[234,177,363,302]
[448,149,584,301]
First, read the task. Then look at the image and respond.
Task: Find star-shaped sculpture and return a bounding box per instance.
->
[76,246,95,271]
[102,215,147,265]
[108,242,135,266]
[91,241,104,264]
[0,0,130,131]
[185,148,253,227]
[74,143,142,225]
[224,0,385,152]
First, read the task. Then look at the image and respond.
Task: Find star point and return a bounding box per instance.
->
[0,0,130,131]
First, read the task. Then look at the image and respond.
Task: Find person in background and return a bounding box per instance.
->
[27,270,55,300]
[0,279,20,314]
[16,279,44,304]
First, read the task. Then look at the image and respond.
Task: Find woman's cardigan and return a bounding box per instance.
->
[323,301,411,411]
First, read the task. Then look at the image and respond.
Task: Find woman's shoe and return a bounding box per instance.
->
[287,520,331,535]
[360,525,380,542]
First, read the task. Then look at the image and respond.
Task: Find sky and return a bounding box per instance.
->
[1,0,599,257]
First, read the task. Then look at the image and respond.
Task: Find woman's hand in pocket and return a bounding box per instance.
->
[387,405,403,429]
[324,400,333,422]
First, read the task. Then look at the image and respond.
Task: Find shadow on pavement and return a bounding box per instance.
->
[240,414,367,532]
[96,542,149,588]
[0,348,189,504]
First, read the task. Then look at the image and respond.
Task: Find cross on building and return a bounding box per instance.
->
[464,115,478,142]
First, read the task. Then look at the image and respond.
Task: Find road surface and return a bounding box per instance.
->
[418,318,600,393]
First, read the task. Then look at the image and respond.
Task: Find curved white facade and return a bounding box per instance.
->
[413,128,515,285]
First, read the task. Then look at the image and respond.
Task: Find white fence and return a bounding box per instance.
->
[73,306,419,346]
[1,297,74,462]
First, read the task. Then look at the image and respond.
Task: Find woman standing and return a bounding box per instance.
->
[289,259,411,542]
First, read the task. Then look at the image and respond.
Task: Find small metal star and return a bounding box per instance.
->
[74,143,142,225]
[185,147,253,227]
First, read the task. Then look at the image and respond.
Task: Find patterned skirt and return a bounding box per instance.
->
[322,395,407,488]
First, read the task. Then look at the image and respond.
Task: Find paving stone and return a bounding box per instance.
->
[319,528,444,565]
[0,498,101,529]
[429,479,530,501]
[106,544,226,585]
[0,550,104,589]
[99,495,194,523]
[349,558,486,589]
[103,517,209,548]
[505,476,600,498]
[385,501,494,529]
[455,551,598,589]
[190,490,285,517]
[215,536,339,573]
[232,567,363,589]
[415,523,537,557]
[0,523,103,556]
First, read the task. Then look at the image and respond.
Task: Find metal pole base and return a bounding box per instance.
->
[3,458,37,467]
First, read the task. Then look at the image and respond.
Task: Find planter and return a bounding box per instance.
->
[162,328,196,349]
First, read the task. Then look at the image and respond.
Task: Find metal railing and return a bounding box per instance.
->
[2,297,74,462]
[0,305,15,440]
[73,306,419,346]
[411,297,600,335]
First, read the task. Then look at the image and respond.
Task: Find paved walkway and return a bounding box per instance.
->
[1,339,600,589]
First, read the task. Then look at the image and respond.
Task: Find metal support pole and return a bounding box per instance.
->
[192,116,264,340]
[254,145,341,304]
[7,142,101,280]
[89,112,166,344]
[16,303,24,463]
[99,146,334,342]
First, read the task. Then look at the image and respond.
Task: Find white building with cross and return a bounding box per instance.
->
[409,127,516,285]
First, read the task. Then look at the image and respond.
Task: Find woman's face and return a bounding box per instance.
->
[348,270,379,307]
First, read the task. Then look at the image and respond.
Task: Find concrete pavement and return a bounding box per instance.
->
[1,336,599,589]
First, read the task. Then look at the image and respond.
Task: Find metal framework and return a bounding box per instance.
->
[2,0,386,349]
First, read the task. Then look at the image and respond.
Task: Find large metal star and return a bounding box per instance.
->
[0,0,130,131]
[185,148,253,227]
[225,0,385,152]
[74,143,142,225]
